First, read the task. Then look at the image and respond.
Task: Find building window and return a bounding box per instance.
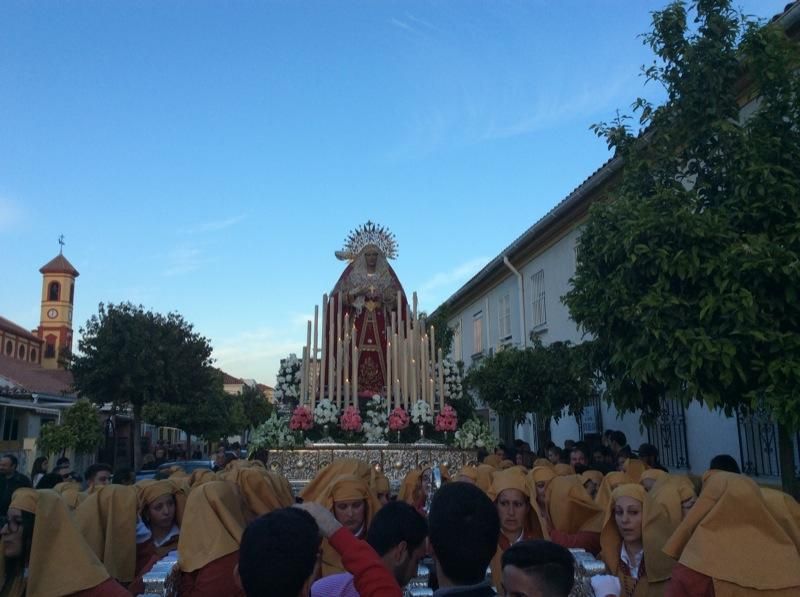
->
[17,345,25,360]
[4,341,12,356]
[472,312,483,356]
[48,281,61,301]
[531,270,547,328]
[452,323,462,362]
[498,293,511,340]
[69,283,75,304]
[1,408,19,442]
[45,341,56,359]
[30,348,37,362]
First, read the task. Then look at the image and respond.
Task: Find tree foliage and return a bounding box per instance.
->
[421,307,456,357]
[464,338,599,425]
[69,303,222,462]
[39,399,103,456]
[564,0,800,429]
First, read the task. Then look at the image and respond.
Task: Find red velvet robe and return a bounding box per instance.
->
[179,551,244,597]
[73,578,130,597]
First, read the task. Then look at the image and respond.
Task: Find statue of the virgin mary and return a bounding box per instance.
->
[326,222,408,397]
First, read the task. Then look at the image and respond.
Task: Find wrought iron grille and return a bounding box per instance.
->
[736,410,780,477]
[528,413,551,455]
[577,395,603,441]
[646,398,690,470]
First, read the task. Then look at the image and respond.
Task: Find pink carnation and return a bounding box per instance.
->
[435,405,458,432]
[388,407,410,431]
[289,405,314,431]
[340,406,363,432]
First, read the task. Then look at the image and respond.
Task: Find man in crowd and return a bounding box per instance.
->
[85,462,113,492]
[569,444,589,469]
[638,443,669,472]
[311,500,427,596]
[709,453,741,474]
[501,540,575,597]
[609,431,631,461]
[0,454,30,515]
[429,482,499,597]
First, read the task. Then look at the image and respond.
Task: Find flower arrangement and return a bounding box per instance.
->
[388,407,410,432]
[340,406,363,433]
[363,395,388,442]
[435,404,458,432]
[439,358,464,401]
[453,417,497,450]
[410,400,433,425]
[274,353,302,408]
[289,405,314,431]
[314,399,339,426]
[250,413,298,449]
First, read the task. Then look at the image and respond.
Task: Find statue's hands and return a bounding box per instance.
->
[294,502,343,538]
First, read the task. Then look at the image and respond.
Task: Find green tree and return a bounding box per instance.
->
[234,384,273,432]
[39,399,103,457]
[420,307,456,356]
[564,1,800,490]
[69,303,220,469]
[464,338,598,445]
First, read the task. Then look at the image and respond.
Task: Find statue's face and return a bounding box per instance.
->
[364,247,380,268]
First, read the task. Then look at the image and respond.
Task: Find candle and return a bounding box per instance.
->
[300,345,307,406]
[352,330,358,405]
[402,335,409,408]
[438,347,445,411]
[386,340,391,406]
[412,291,418,322]
[336,337,343,408]
[305,320,312,404]
[319,294,327,405]
[429,378,434,413]
[393,333,399,410]
[343,329,349,409]
[312,305,319,408]
[327,298,335,401]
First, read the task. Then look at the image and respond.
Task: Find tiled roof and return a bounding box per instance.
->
[0,354,75,397]
[39,254,79,276]
[0,316,42,344]
[218,369,244,385]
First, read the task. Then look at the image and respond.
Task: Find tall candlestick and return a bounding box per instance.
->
[319,294,328,404]
[402,336,409,409]
[327,298,335,401]
[300,345,307,406]
[305,320,312,404]
[336,337,343,408]
[312,305,319,408]
[412,291,418,322]
[353,343,358,406]
[386,340,391,404]
[438,348,445,410]
[393,333,399,410]
[429,378,434,413]
[343,329,350,409]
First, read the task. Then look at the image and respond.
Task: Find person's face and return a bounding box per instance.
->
[641,478,656,492]
[681,496,697,520]
[584,479,599,499]
[497,489,529,536]
[617,455,627,471]
[40,460,48,472]
[147,494,176,531]
[215,449,226,466]
[570,450,588,468]
[547,450,559,465]
[91,470,112,487]
[394,540,428,587]
[614,496,643,545]
[333,499,366,534]
[0,508,24,559]
[155,448,166,459]
[0,458,14,476]
[364,249,379,269]
[592,450,604,464]
[502,565,549,597]
[515,453,524,466]
[535,481,548,501]
[376,492,389,506]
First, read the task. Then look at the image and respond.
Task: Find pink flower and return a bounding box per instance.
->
[388,407,410,431]
[340,406,363,432]
[289,406,314,431]
[435,405,458,432]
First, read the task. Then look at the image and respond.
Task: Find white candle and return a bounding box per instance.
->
[328,299,335,401]
[305,320,312,404]
[319,294,328,405]
[352,335,358,406]
[386,340,391,405]
[438,347,445,411]
[312,305,319,408]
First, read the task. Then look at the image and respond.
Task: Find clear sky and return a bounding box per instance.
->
[0,0,788,386]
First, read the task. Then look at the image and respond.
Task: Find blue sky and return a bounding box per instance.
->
[0,0,787,385]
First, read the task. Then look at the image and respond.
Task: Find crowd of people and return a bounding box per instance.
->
[0,433,798,596]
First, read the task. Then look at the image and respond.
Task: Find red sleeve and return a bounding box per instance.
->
[548,529,601,556]
[328,527,402,597]
[179,552,245,597]
[71,578,131,597]
[136,540,157,577]
[664,563,715,597]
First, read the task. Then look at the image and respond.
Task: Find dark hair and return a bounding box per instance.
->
[617,446,633,459]
[239,508,321,597]
[366,501,427,556]
[709,454,741,474]
[570,446,589,460]
[35,473,63,489]
[429,482,499,585]
[55,456,70,467]
[85,463,112,481]
[1,511,35,588]
[501,540,575,597]
[112,468,135,485]
[604,429,614,438]
[610,431,627,447]
[638,443,659,459]
[31,457,48,476]
[2,455,18,469]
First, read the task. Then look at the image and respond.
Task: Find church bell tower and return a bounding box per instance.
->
[36,239,79,369]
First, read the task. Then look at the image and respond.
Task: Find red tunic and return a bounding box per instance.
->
[665,563,715,597]
[72,578,131,597]
[328,527,402,597]
[179,551,245,597]
[549,529,601,556]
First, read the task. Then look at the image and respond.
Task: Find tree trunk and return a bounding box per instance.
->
[133,409,143,472]
[777,423,798,499]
